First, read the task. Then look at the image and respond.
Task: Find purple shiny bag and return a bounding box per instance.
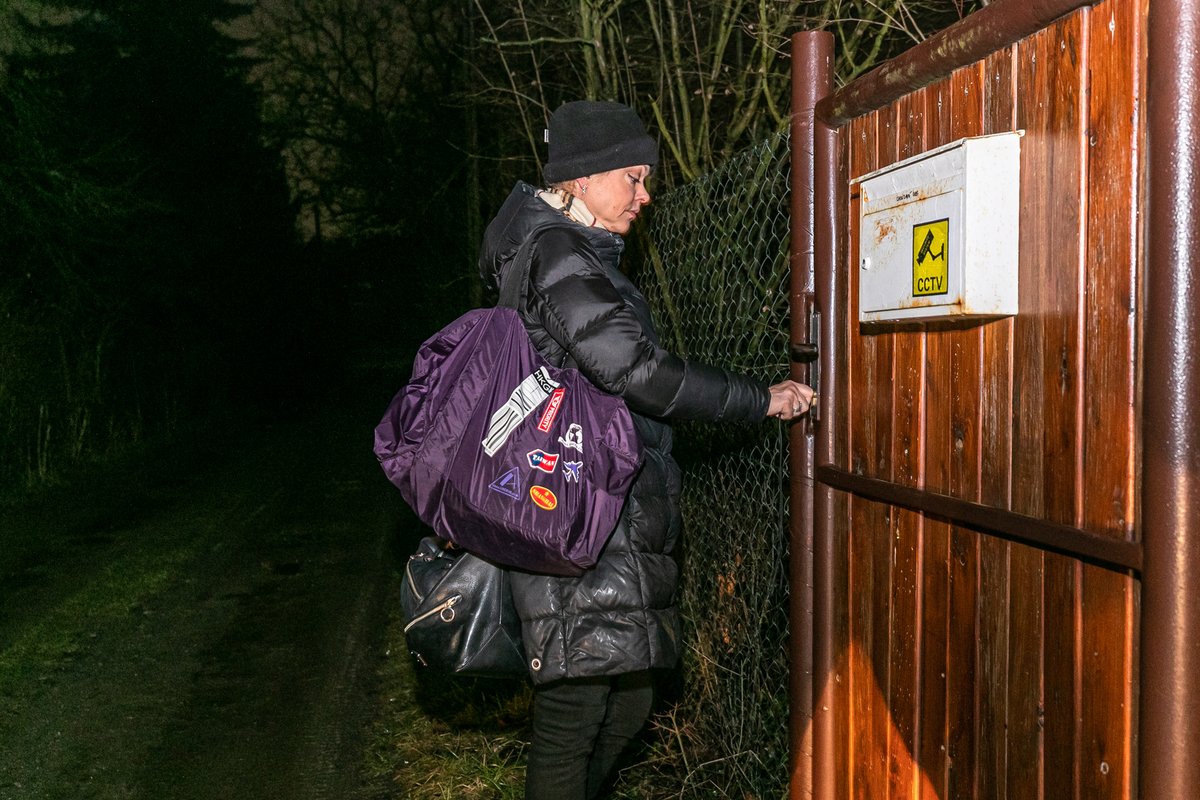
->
[374,298,642,576]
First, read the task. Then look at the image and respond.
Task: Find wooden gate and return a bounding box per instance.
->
[788,1,1200,798]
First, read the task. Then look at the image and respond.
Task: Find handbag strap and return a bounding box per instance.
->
[497,229,545,310]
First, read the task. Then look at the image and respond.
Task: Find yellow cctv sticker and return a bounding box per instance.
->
[912,219,949,297]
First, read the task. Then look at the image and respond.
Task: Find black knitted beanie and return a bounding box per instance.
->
[542,100,658,184]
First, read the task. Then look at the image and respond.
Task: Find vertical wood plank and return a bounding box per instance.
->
[916,76,954,800]
[1080,0,1140,543]
[833,120,854,800]
[845,110,888,800]
[1009,19,1064,798]
[1044,552,1082,800]
[978,43,1018,800]
[833,490,853,800]
[1080,565,1135,797]
[1079,1,1143,798]
[835,124,854,481]
[1025,14,1088,800]
[888,89,926,800]
[847,111,877,482]
[944,61,986,800]
[871,104,899,800]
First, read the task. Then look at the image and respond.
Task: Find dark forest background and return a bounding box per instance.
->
[0,0,978,498]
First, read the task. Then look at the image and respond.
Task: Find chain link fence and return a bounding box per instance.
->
[625,130,795,798]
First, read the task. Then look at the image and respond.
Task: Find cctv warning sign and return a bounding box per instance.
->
[912,219,949,297]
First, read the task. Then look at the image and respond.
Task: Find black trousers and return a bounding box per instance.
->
[524,671,654,800]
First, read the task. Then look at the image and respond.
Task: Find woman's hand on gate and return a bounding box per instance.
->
[767,380,815,421]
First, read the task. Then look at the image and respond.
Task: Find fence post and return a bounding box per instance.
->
[789,29,834,800]
[1142,0,1200,797]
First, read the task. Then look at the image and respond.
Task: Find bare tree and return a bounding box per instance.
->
[244,0,979,272]
[249,0,458,240]
[471,0,983,186]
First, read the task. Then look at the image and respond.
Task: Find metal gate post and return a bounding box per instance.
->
[789,29,835,800]
[1141,0,1200,797]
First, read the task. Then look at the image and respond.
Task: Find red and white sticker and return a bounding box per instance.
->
[537,387,566,432]
[529,485,558,510]
[526,449,559,473]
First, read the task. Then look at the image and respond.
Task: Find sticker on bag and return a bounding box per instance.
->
[558,422,584,453]
[526,449,559,473]
[529,485,558,510]
[537,388,566,432]
[488,467,522,500]
[482,368,560,456]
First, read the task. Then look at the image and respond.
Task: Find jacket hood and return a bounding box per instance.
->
[478,181,625,293]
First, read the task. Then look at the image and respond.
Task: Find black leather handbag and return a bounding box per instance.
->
[400,536,526,676]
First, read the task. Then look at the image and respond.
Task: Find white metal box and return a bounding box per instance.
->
[853,132,1021,323]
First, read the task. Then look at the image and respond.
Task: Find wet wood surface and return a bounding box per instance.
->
[826,1,1141,797]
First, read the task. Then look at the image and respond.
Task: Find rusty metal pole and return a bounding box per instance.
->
[789,29,834,800]
[1141,1,1200,797]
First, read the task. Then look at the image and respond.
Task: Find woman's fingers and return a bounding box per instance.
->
[767,380,815,420]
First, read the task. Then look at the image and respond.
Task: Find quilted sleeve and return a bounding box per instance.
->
[525,228,768,423]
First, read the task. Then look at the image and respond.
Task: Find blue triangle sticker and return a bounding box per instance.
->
[488,467,522,500]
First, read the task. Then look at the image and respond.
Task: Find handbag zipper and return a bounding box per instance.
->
[403,594,461,632]
[405,559,427,602]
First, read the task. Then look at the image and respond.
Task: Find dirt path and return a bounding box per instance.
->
[0,398,402,800]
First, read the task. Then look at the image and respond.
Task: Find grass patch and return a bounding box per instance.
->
[0,542,197,697]
[356,597,781,799]
[356,607,738,799]
[360,606,532,799]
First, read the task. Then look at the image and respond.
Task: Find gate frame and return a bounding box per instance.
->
[788,1,1200,797]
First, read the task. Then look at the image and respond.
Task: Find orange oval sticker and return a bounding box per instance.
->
[529,485,558,510]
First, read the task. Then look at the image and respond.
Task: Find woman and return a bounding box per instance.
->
[477,100,812,800]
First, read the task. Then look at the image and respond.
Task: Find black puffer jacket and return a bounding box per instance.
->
[479,182,769,683]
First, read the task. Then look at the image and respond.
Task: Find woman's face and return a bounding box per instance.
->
[579,164,652,235]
